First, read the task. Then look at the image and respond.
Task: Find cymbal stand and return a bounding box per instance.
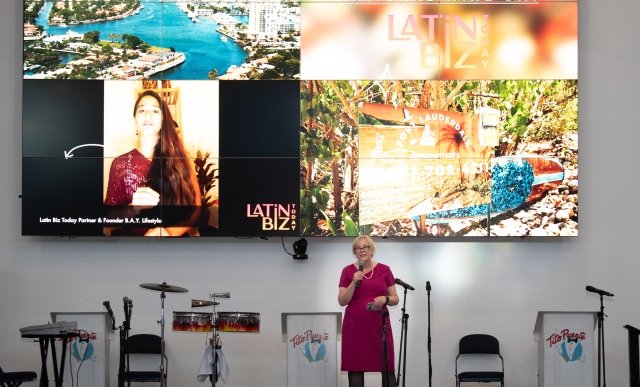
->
[157,290,167,387]
[138,281,188,387]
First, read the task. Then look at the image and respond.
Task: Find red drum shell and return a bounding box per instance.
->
[172,311,213,332]
[216,312,260,333]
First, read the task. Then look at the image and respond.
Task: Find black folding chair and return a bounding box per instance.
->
[0,366,37,387]
[118,334,167,386]
[455,334,504,387]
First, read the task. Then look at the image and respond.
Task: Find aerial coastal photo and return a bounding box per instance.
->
[23,0,301,80]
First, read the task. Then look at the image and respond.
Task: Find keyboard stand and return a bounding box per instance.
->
[22,332,76,387]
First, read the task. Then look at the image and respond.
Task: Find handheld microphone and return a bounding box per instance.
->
[426,281,431,292]
[123,296,132,322]
[103,301,116,330]
[586,285,614,297]
[394,278,415,290]
[356,261,364,288]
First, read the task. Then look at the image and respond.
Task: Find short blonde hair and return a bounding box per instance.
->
[352,235,376,255]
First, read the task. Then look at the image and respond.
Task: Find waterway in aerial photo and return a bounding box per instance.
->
[34,0,248,79]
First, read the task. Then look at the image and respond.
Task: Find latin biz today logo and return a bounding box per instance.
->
[246,203,297,231]
[388,13,491,71]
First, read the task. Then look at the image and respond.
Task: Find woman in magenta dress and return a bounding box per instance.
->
[104,89,201,236]
[338,235,399,387]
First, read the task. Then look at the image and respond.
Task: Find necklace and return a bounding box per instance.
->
[362,265,375,280]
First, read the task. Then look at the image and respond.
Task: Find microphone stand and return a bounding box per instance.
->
[426,281,432,387]
[118,324,126,387]
[597,294,608,387]
[118,298,132,387]
[382,310,390,387]
[396,287,409,387]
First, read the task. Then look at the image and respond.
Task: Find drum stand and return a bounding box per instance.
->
[209,292,229,387]
[210,297,219,387]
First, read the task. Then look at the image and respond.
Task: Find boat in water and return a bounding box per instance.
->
[142,51,186,78]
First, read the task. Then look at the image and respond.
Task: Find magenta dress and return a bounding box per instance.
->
[339,262,395,372]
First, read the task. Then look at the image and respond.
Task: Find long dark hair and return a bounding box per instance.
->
[133,90,198,206]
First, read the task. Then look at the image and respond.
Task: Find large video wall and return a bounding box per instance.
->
[22,0,578,237]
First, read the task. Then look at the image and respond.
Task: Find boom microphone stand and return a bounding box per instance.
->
[426,281,432,387]
[382,310,390,387]
[396,288,410,387]
[597,294,607,387]
[586,285,613,387]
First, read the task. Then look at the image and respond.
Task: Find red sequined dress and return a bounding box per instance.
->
[104,149,151,205]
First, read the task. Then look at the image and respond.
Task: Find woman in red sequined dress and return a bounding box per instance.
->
[338,235,398,387]
[104,90,201,236]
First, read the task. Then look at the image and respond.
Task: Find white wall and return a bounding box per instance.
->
[3,1,640,386]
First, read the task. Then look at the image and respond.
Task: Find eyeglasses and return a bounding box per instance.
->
[354,245,370,252]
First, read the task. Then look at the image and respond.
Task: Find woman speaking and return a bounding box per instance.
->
[338,235,399,387]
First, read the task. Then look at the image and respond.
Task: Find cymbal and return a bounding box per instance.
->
[139,282,188,293]
[192,299,219,307]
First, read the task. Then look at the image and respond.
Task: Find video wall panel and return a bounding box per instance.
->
[22,0,578,237]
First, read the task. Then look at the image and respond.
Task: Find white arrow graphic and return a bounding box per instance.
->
[64,144,105,159]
